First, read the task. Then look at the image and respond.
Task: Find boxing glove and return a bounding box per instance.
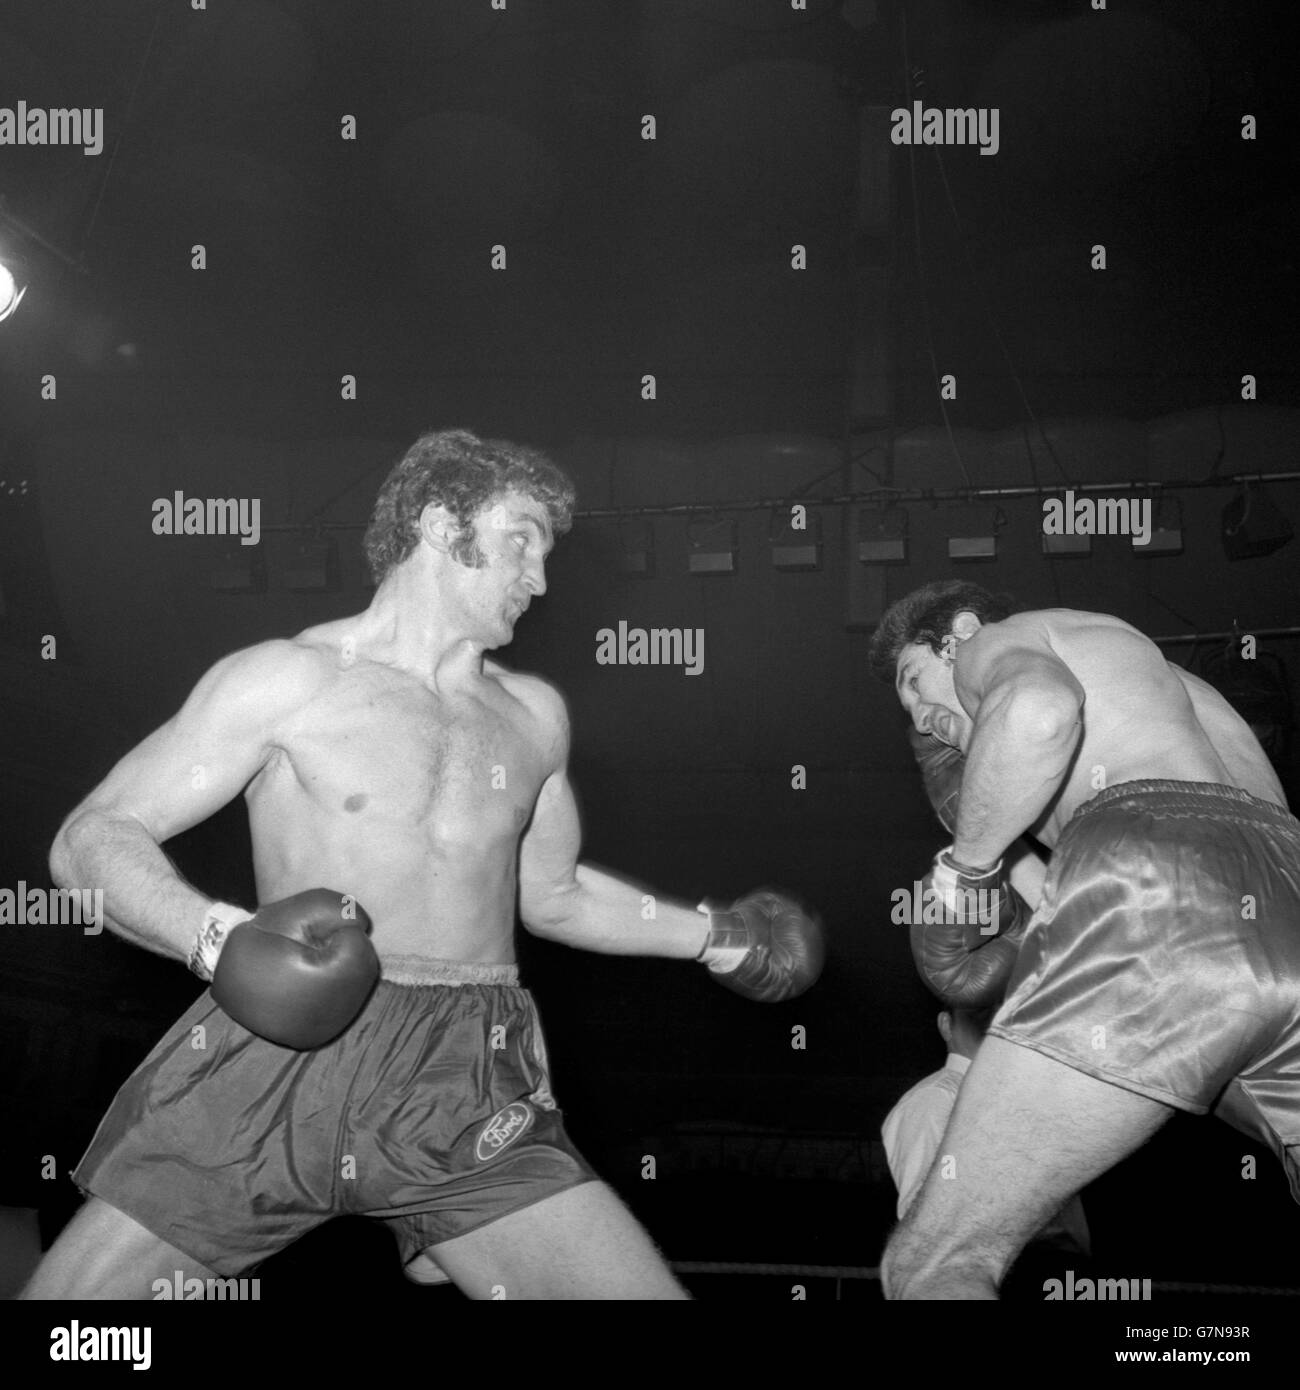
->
[698,889,825,1002]
[909,725,964,834]
[911,849,1029,1008]
[210,889,380,1049]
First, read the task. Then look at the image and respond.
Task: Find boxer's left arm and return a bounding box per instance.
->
[517,684,708,959]
[948,632,1084,870]
[518,682,823,998]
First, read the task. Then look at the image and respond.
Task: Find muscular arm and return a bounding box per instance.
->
[950,634,1084,870]
[49,641,321,963]
[517,691,708,958]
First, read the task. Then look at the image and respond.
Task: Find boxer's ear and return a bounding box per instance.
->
[951,610,982,642]
[418,502,460,555]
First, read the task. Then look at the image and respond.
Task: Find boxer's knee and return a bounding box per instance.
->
[882,1218,938,1299]
[882,1214,1000,1301]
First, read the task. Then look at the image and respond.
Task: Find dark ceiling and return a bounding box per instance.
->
[0,0,1296,443]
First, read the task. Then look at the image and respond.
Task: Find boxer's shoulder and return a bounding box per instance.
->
[484,662,567,722]
[484,663,569,760]
[198,637,333,712]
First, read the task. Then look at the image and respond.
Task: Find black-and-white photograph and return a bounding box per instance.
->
[1,0,1297,1362]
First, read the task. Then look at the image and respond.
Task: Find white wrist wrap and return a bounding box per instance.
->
[189,902,253,981]
[695,901,747,975]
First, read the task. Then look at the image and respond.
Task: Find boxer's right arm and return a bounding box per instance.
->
[910,727,1048,908]
[907,729,1047,1007]
[49,641,323,962]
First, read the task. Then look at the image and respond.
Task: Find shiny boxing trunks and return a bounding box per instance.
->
[74,957,596,1277]
[990,780,1300,1198]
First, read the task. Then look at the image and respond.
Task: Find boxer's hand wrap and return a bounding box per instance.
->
[210,888,380,1050]
[189,901,254,982]
[912,849,1030,1008]
[909,726,964,834]
[697,889,824,1002]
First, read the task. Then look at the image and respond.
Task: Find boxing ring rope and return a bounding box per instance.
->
[670,1262,1300,1297]
[675,1262,879,1280]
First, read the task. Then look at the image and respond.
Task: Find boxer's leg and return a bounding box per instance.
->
[427,1180,688,1299]
[21,1196,219,1300]
[882,1037,1172,1300]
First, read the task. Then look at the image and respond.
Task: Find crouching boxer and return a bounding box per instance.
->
[870,579,1300,1299]
[23,430,822,1302]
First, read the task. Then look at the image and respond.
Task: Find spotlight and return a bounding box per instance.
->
[1221,483,1293,561]
[770,509,821,571]
[1132,495,1183,557]
[1042,530,1091,558]
[946,506,1000,562]
[0,261,27,322]
[687,518,737,575]
[856,505,908,564]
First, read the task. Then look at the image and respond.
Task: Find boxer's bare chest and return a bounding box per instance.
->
[250,664,549,842]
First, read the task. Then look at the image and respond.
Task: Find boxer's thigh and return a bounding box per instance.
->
[884,1037,1172,1298]
[428,1180,688,1300]
[21,1197,219,1300]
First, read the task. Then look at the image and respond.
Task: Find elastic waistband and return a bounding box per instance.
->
[379,955,520,987]
[1073,779,1295,830]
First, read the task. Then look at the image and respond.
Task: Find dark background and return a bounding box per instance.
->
[1,0,1298,1298]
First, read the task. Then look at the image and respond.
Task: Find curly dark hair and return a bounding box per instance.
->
[363,429,576,583]
[868,580,1018,681]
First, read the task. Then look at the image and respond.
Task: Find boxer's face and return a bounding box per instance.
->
[440,490,553,648]
[895,613,980,750]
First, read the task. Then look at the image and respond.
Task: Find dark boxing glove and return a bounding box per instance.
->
[697,889,825,1002]
[203,889,380,1049]
[911,849,1029,1008]
[909,725,964,834]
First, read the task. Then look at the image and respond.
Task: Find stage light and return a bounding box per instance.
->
[1042,533,1091,558]
[687,518,737,575]
[770,509,821,571]
[0,261,27,322]
[946,506,999,562]
[1221,483,1293,561]
[855,505,908,565]
[618,520,655,577]
[1132,495,1183,556]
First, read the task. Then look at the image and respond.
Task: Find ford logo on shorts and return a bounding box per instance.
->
[475,1102,533,1162]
